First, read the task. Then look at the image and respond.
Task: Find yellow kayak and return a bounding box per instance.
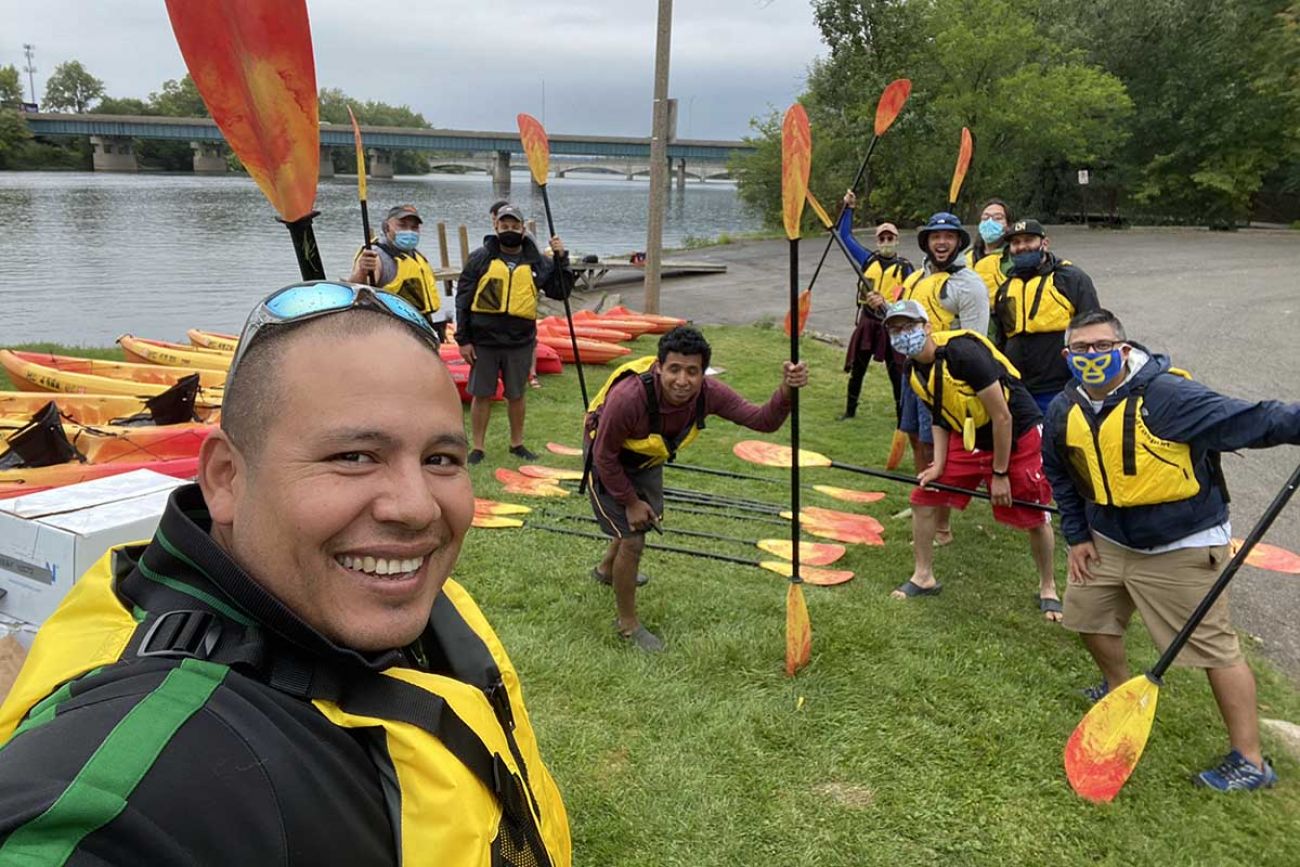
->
[1,415,213,465]
[119,335,231,371]
[0,391,219,424]
[0,351,224,407]
[188,328,240,352]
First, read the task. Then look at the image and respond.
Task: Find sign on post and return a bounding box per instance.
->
[1078,169,1090,185]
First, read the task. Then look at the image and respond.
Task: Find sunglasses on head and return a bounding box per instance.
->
[228,282,440,376]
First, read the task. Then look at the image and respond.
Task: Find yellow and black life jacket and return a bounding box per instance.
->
[585,356,706,470]
[899,270,957,330]
[356,242,441,315]
[0,546,572,867]
[975,252,1007,306]
[1061,369,1208,507]
[470,258,541,320]
[907,330,1022,450]
[993,260,1076,337]
[858,258,910,306]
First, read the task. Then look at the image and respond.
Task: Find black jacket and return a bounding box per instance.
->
[992,253,1100,394]
[454,235,572,348]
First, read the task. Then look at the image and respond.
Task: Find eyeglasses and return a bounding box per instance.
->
[1066,339,1122,354]
[228,282,440,377]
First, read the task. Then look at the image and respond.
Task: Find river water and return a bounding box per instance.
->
[0,171,761,345]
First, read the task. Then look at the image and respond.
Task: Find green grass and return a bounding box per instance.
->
[10,329,1300,864]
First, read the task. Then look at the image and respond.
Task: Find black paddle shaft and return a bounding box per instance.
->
[532,523,762,568]
[826,458,1059,514]
[1150,459,1300,681]
[802,135,880,299]
[789,237,802,584]
[280,212,326,281]
[537,186,590,408]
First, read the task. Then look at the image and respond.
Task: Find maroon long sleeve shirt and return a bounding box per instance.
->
[588,368,792,505]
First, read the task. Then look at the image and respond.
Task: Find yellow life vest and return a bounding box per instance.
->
[471,258,541,319]
[1061,369,1201,507]
[586,356,705,469]
[993,260,1076,337]
[907,330,1022,450]
[899,270,957,329]
[0,547,572,867]
[975,252,1006,305]
[859,258,909,306]
[355,242,441,315]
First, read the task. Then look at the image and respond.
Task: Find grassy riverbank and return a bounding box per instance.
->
[6,327,1299,864]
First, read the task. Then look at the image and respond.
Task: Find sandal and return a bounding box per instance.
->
[1038,596,1063,623]
[892,580,942,598]
[614,620,665,652]
[591,567,650,587]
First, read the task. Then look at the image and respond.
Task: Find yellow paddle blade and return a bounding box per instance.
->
[546,442,583,457]
[762,560,854,586]
[516,113,550,187]
[733,439,831,469]
[805,189,834,229]
[472,515,524,529]
[519,465,584,481]
[474,498,531,516]
[781,104,812,241]
[1231,538,1300,574]
[885,429,908,471]
[782,289,813,337]
[1064,674,1160,803]
[948,127,974,207]
[347,106,366,201]
[812,485,885,505]
[756,539,846,567]
[874,79,912,137]
[785,581,812,675]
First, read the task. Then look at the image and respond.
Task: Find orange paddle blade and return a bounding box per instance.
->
[812,485,886,505]
[885,429,908,471]
[546,442,583,457]
[1064,674,1160,803]
[472,515,524,529]
[516,113,550,187]
[494,468,569,497]
[756,539,846,567]
[781,104,812,241]
[805,189,834,229]
[347,106,366,201]
[948,127,974,207]
[474,498,531,516]
[164,0,319,221]
[802,522,883,546]
[519,465,584,481]
[1232,538,1300,574]
[874,79,912,137]
[733,440,830,469]
[785,582,812,676]
[782,289,813,338]
[801,506,884,534]
[762,560,854,586]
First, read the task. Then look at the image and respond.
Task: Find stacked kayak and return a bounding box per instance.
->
[188,329,239,352]
[119,335,231,371]
[0,391,219,425]
[1,350,226,398]
[0,457,202,499]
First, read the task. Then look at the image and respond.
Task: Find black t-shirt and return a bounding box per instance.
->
[910,335,1041,450]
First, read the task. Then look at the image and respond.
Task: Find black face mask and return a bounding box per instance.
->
[498,231,524,248]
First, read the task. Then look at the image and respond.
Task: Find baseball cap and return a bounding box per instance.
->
[874,222,899,238]
[882,299,929,325]
[1004,218,1045,239]
[385,204,422,224]
[495,205,525,222]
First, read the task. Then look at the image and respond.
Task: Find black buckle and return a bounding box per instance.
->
[137,610,222,660]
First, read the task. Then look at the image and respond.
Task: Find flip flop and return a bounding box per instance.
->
[892,580,942,598]
[591,567,651,587]
[1038,596,1063,622]
[614,620,665,652]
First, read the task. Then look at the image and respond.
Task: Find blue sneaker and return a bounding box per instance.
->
[1193,750,1278,792]
[1081,680,1109,704]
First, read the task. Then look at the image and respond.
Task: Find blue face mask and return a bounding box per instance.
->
[890,326,927,357]
[1011,249,1043,276]
[978,218,1004,244]
[1067,348,1125,387]
[392,230,420,251]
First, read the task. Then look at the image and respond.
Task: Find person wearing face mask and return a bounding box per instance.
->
[455,204,572,465]
[992,219,1100,415]
[831,189,915,422]
[881,300,1060,621]
[893,212,989,544]
[969,198,1014,305]
[1042,309,1300,791]
[349,204,450,342]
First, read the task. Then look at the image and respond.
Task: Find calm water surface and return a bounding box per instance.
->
[0,171,760,345]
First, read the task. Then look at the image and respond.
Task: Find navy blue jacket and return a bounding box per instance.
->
[1042,350,1300,548]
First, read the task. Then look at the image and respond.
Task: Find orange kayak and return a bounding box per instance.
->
[119,335,232,371]
[537,321,634,343]
[604,305,687,333]
[0,352,224,411]
[535,333,630,364]
[0,391,219,424]
[1,350,227,392]
[0,456,200,498]
[1,417,212,465]
[188,328,240,351]
[570,310,655,337]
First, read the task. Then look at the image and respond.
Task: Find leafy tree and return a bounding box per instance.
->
[318,87,431,175]
[43,60,105,113]
[149,75,208,117]
[0,108,33,168]
[91,96,153,115]
[0,65,23,107]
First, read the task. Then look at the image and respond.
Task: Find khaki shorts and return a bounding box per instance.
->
[1062,535,1241,668]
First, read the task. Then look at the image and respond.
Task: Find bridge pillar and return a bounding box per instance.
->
[89,136,138,172]
[676,158,687,190]
[369,148,395,179]
[190,141,228,174]
[319,145,335,178]
[492,150,511,197]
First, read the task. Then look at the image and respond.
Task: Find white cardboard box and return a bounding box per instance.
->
[0,470,186,626]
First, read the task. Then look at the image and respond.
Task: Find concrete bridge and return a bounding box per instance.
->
[22,114,750,187]
[426,155,732,183]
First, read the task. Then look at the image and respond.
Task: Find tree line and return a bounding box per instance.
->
[0,60,437,173]
[734,0,1300,227]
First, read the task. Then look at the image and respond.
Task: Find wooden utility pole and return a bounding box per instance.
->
[643,0,673,314]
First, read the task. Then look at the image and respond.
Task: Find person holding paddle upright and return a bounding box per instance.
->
[349,204,451,342]
[882,299,1060,619]
[831,190,914,423]
[1043,309,1300,791]
[584,326,808,651]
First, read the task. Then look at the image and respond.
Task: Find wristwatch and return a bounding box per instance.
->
[992,469,1009,478]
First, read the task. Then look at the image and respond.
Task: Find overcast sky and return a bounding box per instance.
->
[0,0,826,140]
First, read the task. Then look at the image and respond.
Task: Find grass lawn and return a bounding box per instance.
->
[7,327,1300,864]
